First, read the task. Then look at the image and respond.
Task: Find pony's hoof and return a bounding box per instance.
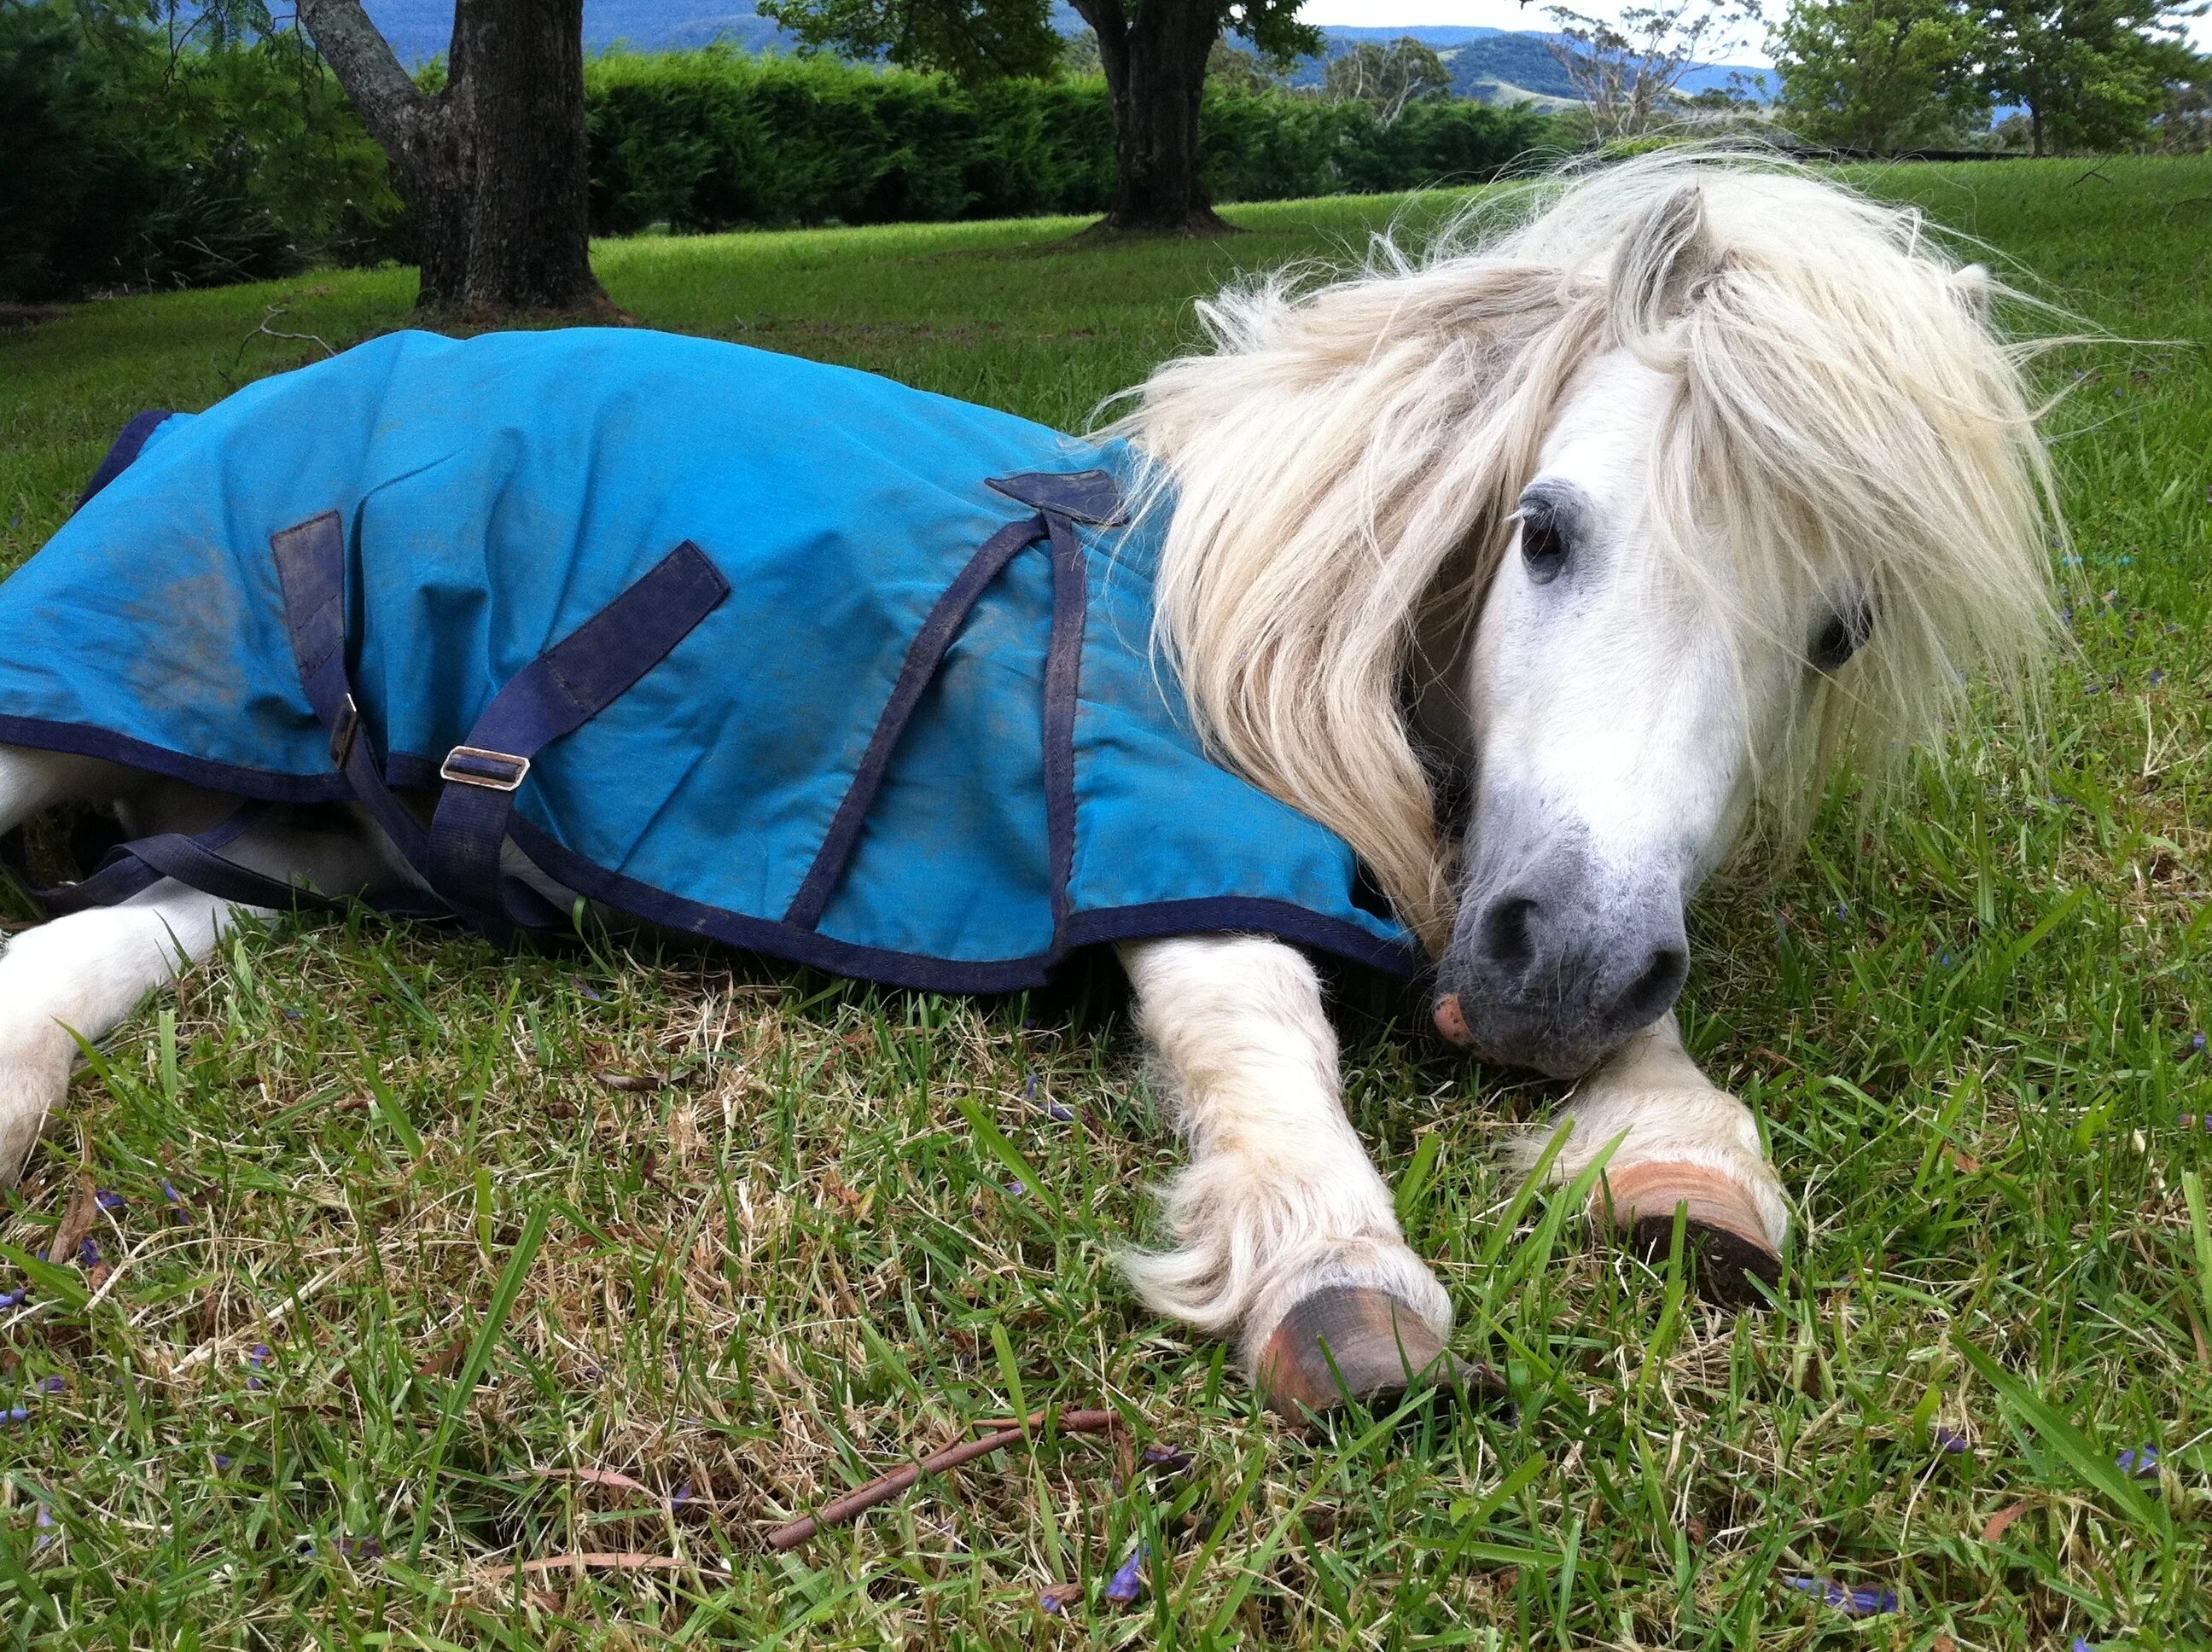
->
[1596,1160,1783,1308]
[1254,1285,1494,1417]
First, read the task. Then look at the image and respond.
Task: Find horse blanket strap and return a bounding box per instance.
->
[270,511,731,939]
[783,513,1046,929]
[271,512,430,867]
[76,411,174,512]
[13,802,329,918]
[421,541,731,934]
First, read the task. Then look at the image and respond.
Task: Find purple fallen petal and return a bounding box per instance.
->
[1105,1542,1148,1603]
[34,1506,55,1547]
[40,1376,66,1393]
[1023,1073,1037,1100]
[1931,1425,1970,1455]
[95,1190,125,1213]
[1143,1444,1193,1474]
[0,1289,25,1310]
[76,1239,101,1268]
[247,1344,271,1367]
[2072,1639,2096,1652]
[4,1407,27,1424]
[1048,1102,1075,1121]
[215,1454,234,1469]
[1784,1577,1896,1617]
[1005,1179,1027,1197]
[672,1482,692,1508]
[2116,1445,2160,1479]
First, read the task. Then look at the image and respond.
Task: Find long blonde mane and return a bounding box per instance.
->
[1109,150,2061,957]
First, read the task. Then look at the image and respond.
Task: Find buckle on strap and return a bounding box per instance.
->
[329,695,359,769]
[439,745,531,792]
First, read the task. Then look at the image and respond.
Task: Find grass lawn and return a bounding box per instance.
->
[1,158,2209,1646]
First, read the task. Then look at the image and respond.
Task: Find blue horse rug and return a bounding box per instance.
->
[0,329,1418,988]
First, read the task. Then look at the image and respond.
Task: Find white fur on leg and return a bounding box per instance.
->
[1510,1014,1790,1248]
[0,798,405,1183]
[0,743,136,835]
[0,880,266,1182]
[1117,934,1451,1373]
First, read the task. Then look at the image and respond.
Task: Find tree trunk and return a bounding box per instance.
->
[299,0,607,315]
[1075,0,1229,234]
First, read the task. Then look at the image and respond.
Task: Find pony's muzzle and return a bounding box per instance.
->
[1435,881,1688,1077]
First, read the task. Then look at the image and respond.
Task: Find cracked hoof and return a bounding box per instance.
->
[1254,1285,1494,1418]
[1597,1160,1783,1309]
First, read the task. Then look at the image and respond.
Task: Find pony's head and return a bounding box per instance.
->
[1116,152,2059,1078]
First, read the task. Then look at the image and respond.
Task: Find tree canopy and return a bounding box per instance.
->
[762,0,1323,228]
[1980,0,2200,153]
[1772,0,1993,149]
[1323,36,1453,124]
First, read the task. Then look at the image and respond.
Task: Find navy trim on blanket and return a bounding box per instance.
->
[783,512,1048,930]
[0,715,357,805]
[1041,512,1087,939]
[509,814,1423,989]
[423,540,730,935]
[987,470,1128,526]
[0,721,1423,983]
[76,411,174,512]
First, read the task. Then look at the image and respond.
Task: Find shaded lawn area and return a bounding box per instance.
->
[0,160,2208,1644]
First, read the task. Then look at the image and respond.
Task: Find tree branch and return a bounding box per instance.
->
[296,0,434,155]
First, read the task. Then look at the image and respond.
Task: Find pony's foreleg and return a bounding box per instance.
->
[1117,935,1475,1416]
[0,880,261,1182]
[1515,1013,1788,1306]
[0,809,395,1184]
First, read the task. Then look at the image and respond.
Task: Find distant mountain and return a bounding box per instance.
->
[354,2,1772,106]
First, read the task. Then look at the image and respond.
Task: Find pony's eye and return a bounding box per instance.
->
[1520,508,1569,585]
[1811,599,1874,672]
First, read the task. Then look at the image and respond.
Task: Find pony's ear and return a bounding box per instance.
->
[1951,261,1994,321]
[1609,183,1721,334]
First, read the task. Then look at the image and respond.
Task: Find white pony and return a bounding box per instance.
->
[0,154,2055,1415]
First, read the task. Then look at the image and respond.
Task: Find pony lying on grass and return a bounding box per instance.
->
[0,154,2055,1417]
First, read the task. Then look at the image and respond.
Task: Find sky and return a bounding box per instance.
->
[1300,0,1776,63]
[1298,0,2212,56]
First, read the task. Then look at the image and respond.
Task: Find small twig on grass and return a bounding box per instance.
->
[2069,165,2111,189]
[506,1551,721,1577]
[229,305,336,385]
[766,1406,1123,1552]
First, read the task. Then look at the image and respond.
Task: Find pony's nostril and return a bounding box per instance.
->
[1481,896,1539,973]
[1616,945,1688,1024]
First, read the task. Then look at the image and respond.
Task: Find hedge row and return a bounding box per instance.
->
[1,10,1563,300]
[586,49,1561,232]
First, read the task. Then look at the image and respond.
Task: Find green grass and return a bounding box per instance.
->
[1,160,2209,1646]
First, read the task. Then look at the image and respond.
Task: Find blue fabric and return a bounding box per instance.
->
[0,329,1419,986]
